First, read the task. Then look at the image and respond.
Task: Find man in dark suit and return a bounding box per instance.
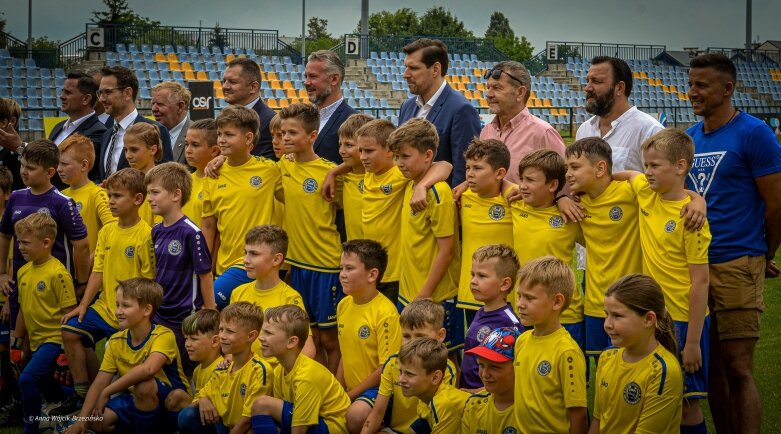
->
[151,81,192,165]
[398,38,481,186]
[305,50,356,164]
[222,58,275,159]
[96,66,173,181]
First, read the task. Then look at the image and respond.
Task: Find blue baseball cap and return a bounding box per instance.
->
[465,327,520,363]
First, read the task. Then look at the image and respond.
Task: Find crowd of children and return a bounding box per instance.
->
[0,100,714,434]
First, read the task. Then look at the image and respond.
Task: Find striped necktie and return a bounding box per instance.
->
[104,122,120,177]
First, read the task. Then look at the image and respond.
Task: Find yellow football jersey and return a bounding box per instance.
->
[416,383,470,434]
[362,166,408,282]
[579,180,642,318]
[343,171,364,240]
[90,220,156,327]
[17,258,76,350]
[194,357,272,428]
[336,294,401,390]
[379,355,456,433]
[138,199,162,228]
[631,175,711,322]
[201,156,281,274]
[192,355,223,396]
[182,173,205,228]
[513,328,587,434]
[511,200,584,324]
[279,158,342,272]
[458,187,515,310]
[461,393,518,434]
[274,355,351,434]
[101,324,190,393]
[399,181,460,305]
[594,346,683,434]
[62,182,116,254]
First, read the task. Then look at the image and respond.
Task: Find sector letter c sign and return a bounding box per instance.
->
[87,28,104,48]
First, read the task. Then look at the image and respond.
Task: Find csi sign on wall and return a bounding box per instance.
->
[87,28,104,48]
[188,81,214,120]
[345,36,360,56]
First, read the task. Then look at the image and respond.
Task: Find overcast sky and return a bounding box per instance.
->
[4,0,779,54]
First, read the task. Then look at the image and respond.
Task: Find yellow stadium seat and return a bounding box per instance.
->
[225,54,236,63]
[529,91,536,99]
[286,89,297,98]
[267,98,278,109]
[463,90,473,99]
[166,53,178,63]
[196,71,208,81]
[282,80,294,89]
[542,99,552,107]
[260,72,267,81]
[632,71,641,78]
[445,76,453,84]
[678,92,688,100]
[270,80,281,90]
[473,68,482,77]
[661,85,670,93]
[181,62,193,72]
[479,99,489,108]
[169,62,181,71]
[215,88,224,99]
[669,85,678,93]
[279,99,290,108]
[290,97,301,104]
[266,72,278,81]
[549,108,558,115]
[184,71,196,81]
[213,80,222,89]
[298,89,308,99]
[460,75,470,83]
[475,83,486,92]
[155,53,166,62]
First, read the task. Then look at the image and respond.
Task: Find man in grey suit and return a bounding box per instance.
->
[152,81,192,165]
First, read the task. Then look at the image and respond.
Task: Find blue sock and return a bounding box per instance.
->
[251,414,277,434]
[680,421,707,434]
[134,407,158,434]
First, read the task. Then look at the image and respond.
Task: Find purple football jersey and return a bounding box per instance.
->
[152,217,212,323]
[0,187,87,278]
[460,304,521,389]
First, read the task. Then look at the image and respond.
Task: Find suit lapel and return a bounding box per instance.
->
[426,85,451,124]
[49,122,63,141]
[173,120,189,163]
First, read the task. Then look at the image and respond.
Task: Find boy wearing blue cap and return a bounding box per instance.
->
[461,327,520,434]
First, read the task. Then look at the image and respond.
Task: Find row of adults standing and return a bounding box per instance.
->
[0,37,779,434]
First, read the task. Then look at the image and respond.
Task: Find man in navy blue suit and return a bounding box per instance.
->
[222,58,276,160]
[304,50,356,164]
[96,66,173,181]
[397,38,481,186]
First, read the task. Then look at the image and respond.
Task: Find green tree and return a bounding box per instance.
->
[308,17,331,40]
[92,0,159,27]
[31,36,59,50]
[418,6,473,38]
[484,11,534,61]
[357,8,420,35]
[292,17,338,56]
[485,11,513,39]
[209,22,229,49]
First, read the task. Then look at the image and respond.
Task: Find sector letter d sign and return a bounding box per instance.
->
[87,28,104,48]
[345,37,359,55]
[188,81,215,120]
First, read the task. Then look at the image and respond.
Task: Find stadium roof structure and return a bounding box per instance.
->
[655,50,697,67]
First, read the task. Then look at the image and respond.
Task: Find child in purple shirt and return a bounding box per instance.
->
[460,244,521,390]
[145,163,214,375]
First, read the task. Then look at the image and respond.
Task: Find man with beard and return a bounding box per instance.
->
[305,50,356,164]
[479,61,564,183]
[222,58,275,159]
[398,38,481,185]
[575,56,662,172]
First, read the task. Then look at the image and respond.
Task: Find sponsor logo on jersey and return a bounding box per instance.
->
[167,240,183,256]
[537,360,552,376]
[488,204,506,220]
[623,382,642,404]
[303,178,318,193]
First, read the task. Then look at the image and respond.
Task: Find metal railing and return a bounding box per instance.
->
[706,47,780,65]
[59,32,87,68]
[331,34,510,62]
[546,41,667,62]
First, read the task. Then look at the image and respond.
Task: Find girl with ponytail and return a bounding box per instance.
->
[588,274,684,434]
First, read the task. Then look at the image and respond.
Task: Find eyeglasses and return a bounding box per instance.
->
[97,87,128,97]
[483,68,525,86]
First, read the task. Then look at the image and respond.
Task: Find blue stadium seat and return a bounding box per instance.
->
[12,58,23,68]
[164,45,175,54]
[159,70,171,80]
[116,44,126,53]
[274,89,285,99]
[42,97,57,109]
[139,88,151,100]
[24,58,36,68]
[260,81,270,90]
[128,44,138,53]
[263,89,274,99]
[370,52,379,60]
[176,45,187,54]
[27,97,41,108]
[0,87,8,98]
[144,52,154,62]
[208,71,220,81]
[40,78,53,89]
[0,68,8,78]
[0,49,9,59]
[172,71,184,81]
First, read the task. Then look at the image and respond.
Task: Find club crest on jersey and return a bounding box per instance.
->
[124,246,135,258]
[488,205,506,220]
[609,206,623,221]
[623,382,642,404]
[358,325,371,339]
[239,383,247,398]
[36,281,46,291]
[665,220,676,233]
[358,179,365,193]
[380,184,393,195]
[167,240,183,256]
[503,428,518,434]
[549,216,564,228]
[198,191,203,200]
[37,208,51,216]
[249,176,262,188]
[75,202,83,212]
[537,360,552,376]
[303,178,318,193]
[477,326,492,342]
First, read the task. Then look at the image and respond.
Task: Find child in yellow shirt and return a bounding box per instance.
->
[337,114,373,241]
[182,119,221,228]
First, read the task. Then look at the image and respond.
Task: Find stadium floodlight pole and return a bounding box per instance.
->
[27,0,32,59]
[301,0,306,65]
[361,0,368,58]
[745,0,752,62]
